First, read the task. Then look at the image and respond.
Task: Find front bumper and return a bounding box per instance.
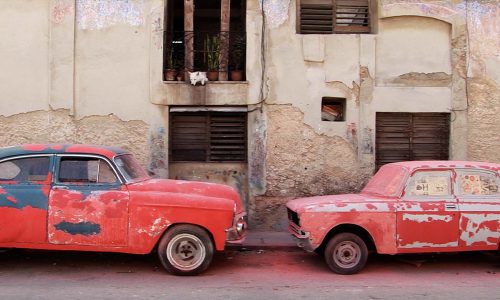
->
[225,212,247,244]
[288,221,315,252]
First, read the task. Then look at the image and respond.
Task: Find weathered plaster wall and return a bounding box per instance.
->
[0,110,150,165]
[251,0,487,229]
[265,105,365,196]
[466,0,500,162]
[376,16,452,86]
[0,1,50,116]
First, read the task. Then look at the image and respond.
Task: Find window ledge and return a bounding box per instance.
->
[153,80,249,106]
[162,80,249,85]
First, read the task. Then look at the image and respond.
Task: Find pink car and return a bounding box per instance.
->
[287,161,500,274]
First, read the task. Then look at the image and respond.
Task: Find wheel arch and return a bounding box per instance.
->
[152,222,216,253]
[316,223,377,255]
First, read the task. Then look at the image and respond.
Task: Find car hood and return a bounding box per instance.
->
[127,178,244,213]
[287,193,388,213]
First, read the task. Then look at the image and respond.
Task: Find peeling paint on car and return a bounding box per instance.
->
[402,213,454,223]
[0,144,246,259]
[460,213,500,246]
[287,161,500,263]
[54,221,101,236]
[398,241,459,248]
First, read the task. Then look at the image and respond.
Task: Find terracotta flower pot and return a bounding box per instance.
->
[176,71,185,81]
[164,69,176,81]
[207,71,219,81]
[230,70,244,81]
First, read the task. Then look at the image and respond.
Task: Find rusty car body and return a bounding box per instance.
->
[287,161,500,274]
[0,144,247,275]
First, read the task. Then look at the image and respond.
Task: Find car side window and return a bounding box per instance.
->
[58,157,118,184]
[404,171,452,197]
[0,157,50,183]
[456,170,499,196]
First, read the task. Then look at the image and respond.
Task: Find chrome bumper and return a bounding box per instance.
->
[225,212,247,244]
[288,222,314,252]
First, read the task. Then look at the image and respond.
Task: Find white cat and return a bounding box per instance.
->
[189,71,208,86]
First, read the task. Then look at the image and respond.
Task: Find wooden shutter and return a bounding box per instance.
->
[210,113,247,162]
[334,0,370,33]
[170,113,209,161]
[300,3,334,34]
[170,112,247,162]
[299,0,370,34]
[376,113,450,169]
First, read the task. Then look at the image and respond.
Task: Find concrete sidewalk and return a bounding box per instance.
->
[228,231,298,250]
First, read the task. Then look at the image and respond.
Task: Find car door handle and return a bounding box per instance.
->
[53,186,69,190]
[445,204,457,210]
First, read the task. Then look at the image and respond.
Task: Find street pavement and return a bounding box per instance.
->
[0,231,499,299]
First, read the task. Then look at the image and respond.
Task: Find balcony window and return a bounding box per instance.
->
[164,0,246,81]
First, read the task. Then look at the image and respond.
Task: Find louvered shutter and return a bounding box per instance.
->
[335,0,370,33]
[170,112,247,162]
[376,113,450,170]
[300,3,334,34]
[299,0,371,34]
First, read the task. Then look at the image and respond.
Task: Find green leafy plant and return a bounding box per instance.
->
[230,34,245,70]
[205,35,221,71]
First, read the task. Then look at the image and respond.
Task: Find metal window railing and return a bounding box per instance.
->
[163,31,246,80]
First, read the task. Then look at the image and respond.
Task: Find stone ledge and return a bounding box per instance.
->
[152,81,249,106]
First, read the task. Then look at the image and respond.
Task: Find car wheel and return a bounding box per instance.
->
[157,224,214,276]
[324,232,368,275]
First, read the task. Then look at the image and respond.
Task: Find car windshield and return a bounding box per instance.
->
[361,164,408,197]
[113,154,149,182]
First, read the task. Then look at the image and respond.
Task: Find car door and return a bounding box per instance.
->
[455,168,500,250]
[396,170,460,252]
[0,155,52,244]
[48,155,129,247]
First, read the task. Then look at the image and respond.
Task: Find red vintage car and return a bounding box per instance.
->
[0,144,247,275]
[287,161,500,274]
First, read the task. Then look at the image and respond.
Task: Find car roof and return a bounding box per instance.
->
[0,144,129,161]
[386,161,500,173]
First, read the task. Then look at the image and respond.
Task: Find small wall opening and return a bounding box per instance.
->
[321,97,346,121]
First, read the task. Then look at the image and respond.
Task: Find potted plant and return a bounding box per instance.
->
[230,34,245,81]
[205,35,221,81]
[164,46,176,81]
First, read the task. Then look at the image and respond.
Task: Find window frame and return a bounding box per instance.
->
[55,154,124,185]
[402,169,454,201]
[0,154,53,185]
[296,0,372,35]
[455,168,500,198]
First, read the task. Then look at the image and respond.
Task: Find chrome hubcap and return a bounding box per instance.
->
[166,234,206,271]
[333,241,361,268]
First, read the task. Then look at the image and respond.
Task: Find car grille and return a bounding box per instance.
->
[287,208,300,226]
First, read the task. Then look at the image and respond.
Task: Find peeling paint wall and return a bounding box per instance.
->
[266,105,366,196]
[0,110,150,165]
